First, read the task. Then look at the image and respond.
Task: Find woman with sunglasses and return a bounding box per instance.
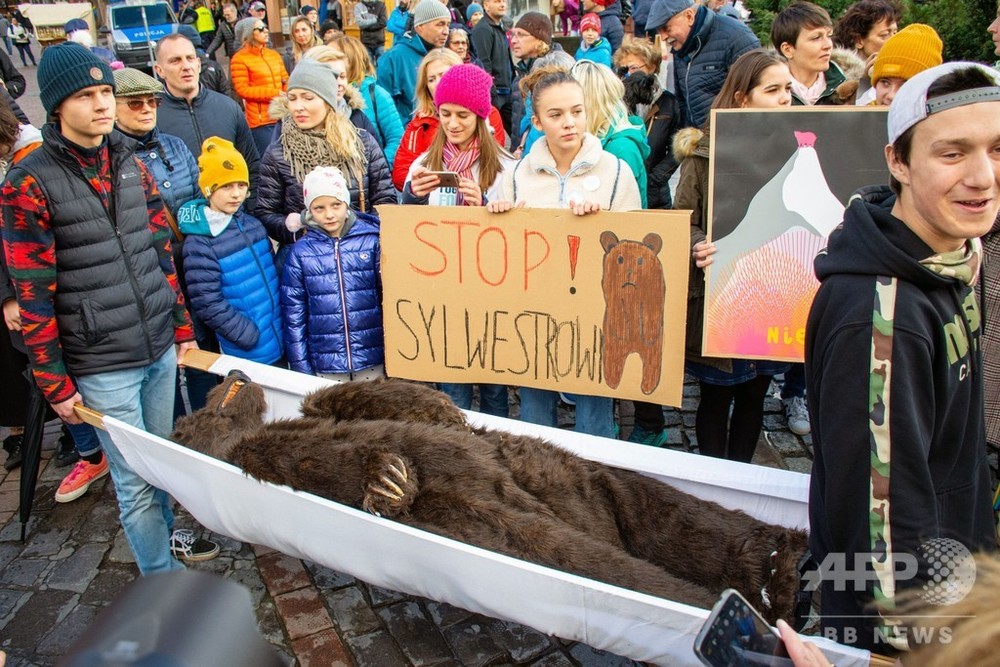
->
[113,68,199,219]
[111,68,219,419]
[231,17,288,155]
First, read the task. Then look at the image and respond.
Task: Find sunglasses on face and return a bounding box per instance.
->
[254,25,268,32]
[120,97,161,111]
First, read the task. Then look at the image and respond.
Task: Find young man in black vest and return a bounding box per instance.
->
[0,43,218,573]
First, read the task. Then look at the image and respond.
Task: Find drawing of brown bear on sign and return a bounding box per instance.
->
[172,373,811,627]
[600,232,666,394]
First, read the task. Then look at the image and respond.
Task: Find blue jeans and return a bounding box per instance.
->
[781,363,806,400]
[440,383,509,418]
[518,388,616,438]
[75,347,183,575]
[65,421,102,457]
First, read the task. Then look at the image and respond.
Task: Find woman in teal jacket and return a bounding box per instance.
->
[331,34,404,169]
[571,60,650,208]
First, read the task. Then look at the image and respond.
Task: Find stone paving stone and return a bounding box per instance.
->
[324,585,381,637]
[345,629,409,667]
[366,583,407,606]
[529,652,575,667]
[377,600,452,666]
[274,586,334,640]
[425,599,472,629]
[766,430,808,456]
[306,561,356,590]
[1,589,77,648]
[0,515,39,542]
[79,562,137,607]
[0,488,18,514]
[19,528,71,558]
[0,588,31,629]
[567,645,640,667]
[784,457,813,474]
[45,543,108,593]
[72,501,119,543]
[487,619,554,663]
[189,554,235,577]
[0,557,49,587]
[255,598,289,647]
[229,559,268,607]
[291,628,355,667]
[3,650,47,667]
[0,542,21,571]
[35,602,99,657]
[106,531,136,565]
[259,552,313,596]
[442,618,506,667]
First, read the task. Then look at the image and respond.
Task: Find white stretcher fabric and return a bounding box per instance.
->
[104,356,871,666]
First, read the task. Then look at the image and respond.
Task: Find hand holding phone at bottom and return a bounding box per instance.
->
[776,620,833,667]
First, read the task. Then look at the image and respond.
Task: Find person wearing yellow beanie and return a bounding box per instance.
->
[870,24,943,106]
[178,136,284,366]
[197,137,250,198]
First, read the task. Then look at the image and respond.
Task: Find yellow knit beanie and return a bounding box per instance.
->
[198,137,250,197]
[871,24,943,85]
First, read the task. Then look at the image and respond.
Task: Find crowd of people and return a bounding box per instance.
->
[0,0,998,661]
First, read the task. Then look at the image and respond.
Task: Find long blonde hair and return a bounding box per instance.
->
[285,58,368,190]
[290,16,322,62]
[414,49,462,117]
[327,34,374,85]
[570,60,640,138]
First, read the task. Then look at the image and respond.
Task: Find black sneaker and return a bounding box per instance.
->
[3,434,22,471]
[53,428,80,468]
[170,529,220,562]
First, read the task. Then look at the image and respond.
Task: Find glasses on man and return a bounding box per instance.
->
[509,30,532,40]
[120,97,162,111]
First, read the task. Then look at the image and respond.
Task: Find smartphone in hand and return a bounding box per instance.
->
[694,589,793,667]
[425,171,461,189]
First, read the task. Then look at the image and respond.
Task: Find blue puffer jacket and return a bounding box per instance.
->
[358,75,404,168]
[178,200,284,364]
[256,126,394,246]
[129,129,200,217]
[281,211,383,375]
[671,6,759,128]
[386,7,408,40]
[376,31,429,120]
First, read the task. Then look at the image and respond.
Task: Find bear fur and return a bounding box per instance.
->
[172,375,808,624]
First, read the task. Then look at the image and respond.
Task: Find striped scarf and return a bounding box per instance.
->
[442,136,480,206]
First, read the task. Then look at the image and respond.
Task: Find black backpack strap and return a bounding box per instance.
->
[609,159,622,209]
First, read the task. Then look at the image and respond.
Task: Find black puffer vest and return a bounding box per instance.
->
[14,127,177,376]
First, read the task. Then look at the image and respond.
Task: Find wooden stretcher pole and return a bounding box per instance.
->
[869,654,895,666]
[73,404,106,431]
[178,348,222,372]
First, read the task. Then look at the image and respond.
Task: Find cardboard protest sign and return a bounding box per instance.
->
[703,107,890,362]
[378,205,691,406]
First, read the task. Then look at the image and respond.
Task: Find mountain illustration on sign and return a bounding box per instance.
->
[705,131,842,357]
[600,231,665,394]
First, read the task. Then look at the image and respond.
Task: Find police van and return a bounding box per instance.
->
[107,0,179,70]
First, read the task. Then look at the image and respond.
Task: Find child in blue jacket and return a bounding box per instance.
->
[281,166,384,381]
[575,13,612,68]
[179,137,284,365]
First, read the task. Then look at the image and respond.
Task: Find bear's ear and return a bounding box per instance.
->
[600,231,619,253]
[643,233,663,255]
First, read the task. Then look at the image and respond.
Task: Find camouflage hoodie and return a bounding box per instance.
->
[805,185,995,654]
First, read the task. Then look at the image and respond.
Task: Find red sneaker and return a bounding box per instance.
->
[55,457,110,503]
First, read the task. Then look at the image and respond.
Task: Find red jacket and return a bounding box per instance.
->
[392,107,506,191]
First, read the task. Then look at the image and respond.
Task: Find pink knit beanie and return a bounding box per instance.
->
[433,64,493,119]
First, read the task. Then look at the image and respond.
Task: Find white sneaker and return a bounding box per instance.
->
[784,396,811,436]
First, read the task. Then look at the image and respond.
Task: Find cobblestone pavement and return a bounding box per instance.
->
[0,65,820,666]
[0,380,814,667]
